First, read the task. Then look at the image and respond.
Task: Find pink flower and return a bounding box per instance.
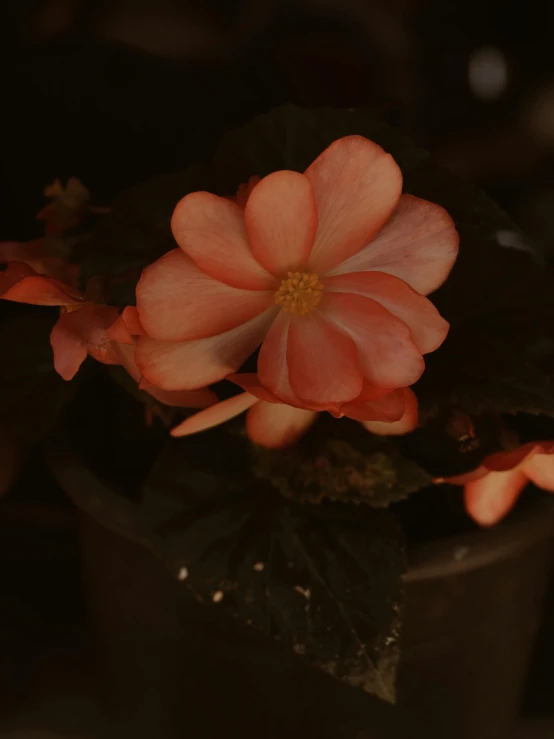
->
[170,373,419,449]
[437,442,554,526]
[135,135,458,419]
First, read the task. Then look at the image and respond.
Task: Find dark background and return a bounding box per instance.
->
[1,1,554,736]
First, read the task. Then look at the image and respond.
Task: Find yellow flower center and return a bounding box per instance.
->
[274,271,323,315]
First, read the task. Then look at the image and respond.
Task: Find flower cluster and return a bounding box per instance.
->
[7,136,550,526]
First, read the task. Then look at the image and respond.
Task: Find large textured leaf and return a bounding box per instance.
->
[142,435,405,703]
[0,311,72,443]
[251,416,431,505]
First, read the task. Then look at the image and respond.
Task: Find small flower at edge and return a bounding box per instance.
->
[435,441,554,527]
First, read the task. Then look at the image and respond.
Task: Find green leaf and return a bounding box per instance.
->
[142,437,405,703]
[0,311,72,444]
[251,417,431,506]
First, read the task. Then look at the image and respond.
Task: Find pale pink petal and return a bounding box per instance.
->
[114,343,216,409]
[304,136,402,275]
[135,307,278,391]
[246,401,316,448]
[171,192,276,290]
[464,470,528,526]
[244,171,317,276]
[360,387,418,433]
[329,194,459,296]
[171,393,258,437]
[136,249,273,342]
[324,271,449,354]
[287,310,364,405]
[523,454,554,492]
[320,292,424,388]
[142,382,217,410]
[50,311,89,380]
[257,311,300,406]
[1,261,83,306]
[107,306,144,345]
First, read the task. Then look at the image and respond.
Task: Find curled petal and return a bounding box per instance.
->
[305,135,402,275]
[287,311,364,405]
[329,194,459,296]
[107,306,144,345]
[324,271,449,354]
[484,442,551,472]
[136,249,272,342]
[171,192,275,290]
[523,453,554,492]
[321,292,424,388]
[1,261,83,306]
[50,311,89,380]
[135,307,278,391]
[464,470,528,527]
[245,171,317,276]
[50,304,119,380]
[360,387,419,433]
[171,393,258,437]
[246,401,317,448]
[114,343,216,409]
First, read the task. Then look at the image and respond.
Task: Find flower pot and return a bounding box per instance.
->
[46,433,554,739]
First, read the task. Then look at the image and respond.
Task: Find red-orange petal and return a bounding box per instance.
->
[483,442,545,472]
[170,393,259,437]
[324,271,449,354]
[171,192,275,290]
[305,136,402,275]
[286,310,364,405]
[246,401,316,448]
[135,307,277,391]
[320,292,424,388]
[359,387,418,432]
[244,171,317,276]
[136,249,273,342]
[107,306,144,345]
[1,261,83,306]
[329,194,459,296]
[464,470,528,526]
[50,311,89,380]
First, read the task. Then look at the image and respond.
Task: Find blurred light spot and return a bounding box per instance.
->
[468,46,508,101]
[496,230,532,253]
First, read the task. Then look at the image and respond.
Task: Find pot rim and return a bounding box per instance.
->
[44,429,554,583]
